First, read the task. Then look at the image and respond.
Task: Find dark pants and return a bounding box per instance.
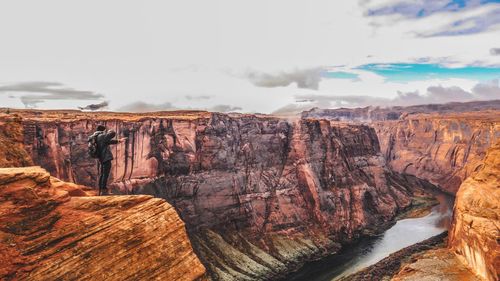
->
[99,160,112,194]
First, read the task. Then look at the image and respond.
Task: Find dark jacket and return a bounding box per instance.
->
[95,130,118,163]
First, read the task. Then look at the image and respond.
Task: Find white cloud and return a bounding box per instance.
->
[0,1,498,112]
[117,101,176,113]
[273,79,500,115]
[0,81,103,108]
[243,68,322,90]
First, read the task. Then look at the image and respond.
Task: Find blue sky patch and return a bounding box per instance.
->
[321,71,359,80]
[365,0,500,37]
[358,63,500,82]
[368,0,500,18]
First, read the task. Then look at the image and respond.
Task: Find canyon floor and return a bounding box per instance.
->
[0,100,499,281]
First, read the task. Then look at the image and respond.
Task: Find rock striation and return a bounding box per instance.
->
[374,112,500,194]
[0,166,206,281]
[301,103,500,195]
[7,110,416,280]
[4,105,500,280]
[449,140,500,281]
[0,114,33,168]
[300,104,500,280]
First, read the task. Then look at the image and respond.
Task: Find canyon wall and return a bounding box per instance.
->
[303,106,500,280]
[373,112,500,194]
[0,166,206,280]
[17,111,414,280]
[372,112,500,280]
[0,115,33,167]
[3,107,499,280]
[302,103,500,194]
[449,140,500,281]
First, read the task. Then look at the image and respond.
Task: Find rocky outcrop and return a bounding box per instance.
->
[391,248,481,281]
[449,140,500,281]
[9,110,415,280]
[0,166,206,281]
[374,112,500,193]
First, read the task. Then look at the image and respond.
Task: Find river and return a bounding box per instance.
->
[285,191,454,281]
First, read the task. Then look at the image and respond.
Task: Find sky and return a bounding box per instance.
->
[0,0,499,114]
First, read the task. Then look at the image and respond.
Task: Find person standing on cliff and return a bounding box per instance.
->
[90,125,126,196]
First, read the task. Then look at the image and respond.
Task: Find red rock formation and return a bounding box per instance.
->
[374,112,500,193]
[391,248,482,281]
[301,105,500,280]
[301,103,500,194]
[0,113,33,167]
[390,141,500,281]
[449,140,500,281]
[8,110,415,279]
[0,166,206,281]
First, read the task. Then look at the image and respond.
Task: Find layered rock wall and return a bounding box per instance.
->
[374,112,500,193]
[0,114,33,167]
[449,141,500,281]
[0,166,206,280]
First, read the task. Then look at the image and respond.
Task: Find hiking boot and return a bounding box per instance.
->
[101,188,110,196]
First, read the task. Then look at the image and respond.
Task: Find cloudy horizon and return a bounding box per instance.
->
[0,0,499,113]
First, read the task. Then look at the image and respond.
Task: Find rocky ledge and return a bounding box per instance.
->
[392,247,481,281]
[340,232,449,281]
[0,166,206,281]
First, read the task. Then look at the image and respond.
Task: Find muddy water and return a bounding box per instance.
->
[286,192,454,281]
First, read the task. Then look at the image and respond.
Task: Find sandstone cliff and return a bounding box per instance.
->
[8,110,415,280]
[449,140,500,281]
[374,112,500,194]
[0,166,206,281]
[0,114,33,167]
[301,104,500,194]
[301,105,500,280]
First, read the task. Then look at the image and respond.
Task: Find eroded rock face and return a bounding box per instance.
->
[374,112,500,194]
[16,111,414,279]
[449,140,500,281]
[301,103,500,194]
[0,115,33,168]
[0,166,206,281]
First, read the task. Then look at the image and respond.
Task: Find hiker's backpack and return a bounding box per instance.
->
[88,131,103,158]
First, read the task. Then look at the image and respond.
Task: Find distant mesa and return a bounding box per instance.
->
[301,100,500,121]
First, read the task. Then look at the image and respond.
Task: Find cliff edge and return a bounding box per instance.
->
[0,166,206,281]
